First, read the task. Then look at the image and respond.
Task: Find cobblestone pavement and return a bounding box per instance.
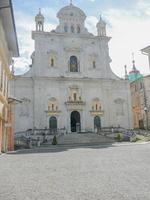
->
[0,144,150,200]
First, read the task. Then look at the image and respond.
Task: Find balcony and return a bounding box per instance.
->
[90,109,104,116]
[65,100,85,106]
[45,110,61,116]
[65,98,86,111]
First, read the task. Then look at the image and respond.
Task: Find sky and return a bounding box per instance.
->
[12,0,150,77]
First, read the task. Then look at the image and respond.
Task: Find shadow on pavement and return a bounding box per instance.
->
[8,143,115,155]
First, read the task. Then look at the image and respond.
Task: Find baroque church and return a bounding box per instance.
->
[12,2,132,133]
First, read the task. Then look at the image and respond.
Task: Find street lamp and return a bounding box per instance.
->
[144,106,148,130]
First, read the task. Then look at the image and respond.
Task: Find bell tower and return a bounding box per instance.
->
[35,8,44,31]
[96,15,106,36]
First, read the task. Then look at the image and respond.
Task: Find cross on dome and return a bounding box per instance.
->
[132,52,135,61]
[132,52,136,69]
[100,14,102,20]
[70,0,73,5]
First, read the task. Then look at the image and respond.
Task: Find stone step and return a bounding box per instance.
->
[57,133,114,145]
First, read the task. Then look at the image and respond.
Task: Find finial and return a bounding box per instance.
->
[132,52,136,70]
[100,14,102,21]
[132,52,134,61]
[39,8,41,14]
[124,65,128,80]
[70,0,73,5]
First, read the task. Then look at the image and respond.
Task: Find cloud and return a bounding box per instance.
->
[13,0,150,77]
[85,0,150,77]
[13,9,57,75]
[103,4,150,77]
[85,16,97,35]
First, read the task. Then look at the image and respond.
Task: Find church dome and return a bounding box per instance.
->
[56,3,88,34]
[57,4,86,21]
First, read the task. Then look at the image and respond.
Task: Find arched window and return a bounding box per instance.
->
[64,25,68,32]
[91,98,102,111]
[52,104,54,111]
[77,26,80,33]
[140,82,143,90]
[51,58,54,67]
[71,25,74,33]
[96,104,98,110]
[48,97,58,112]
[73,93,77,101]
[70,56,78,72]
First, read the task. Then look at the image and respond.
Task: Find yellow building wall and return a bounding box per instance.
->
[0,18,12,153]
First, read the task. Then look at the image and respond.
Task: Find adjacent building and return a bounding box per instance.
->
[130,75,150,129]
[0,0,19,153]
[129,47,150,130]
[141,46,150,71]
[12,3,132,134]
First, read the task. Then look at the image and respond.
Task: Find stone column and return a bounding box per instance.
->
[67,111,71,133]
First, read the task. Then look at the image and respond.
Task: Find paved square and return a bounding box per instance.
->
[0,144,150,200]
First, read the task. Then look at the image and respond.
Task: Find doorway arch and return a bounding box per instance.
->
[49,116,57,130]
[94,116,101,130]
[71,111,81,132]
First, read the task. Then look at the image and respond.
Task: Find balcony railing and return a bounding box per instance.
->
[65,100,85,105]
[90,109,104,115]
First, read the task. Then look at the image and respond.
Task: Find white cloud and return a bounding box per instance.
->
[104,6,150,77]
[14,9,57,75]
[85,16,97,35]
[85,3,150,77]
[14,2,150,77]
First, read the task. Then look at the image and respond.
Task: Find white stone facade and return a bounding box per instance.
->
[12,3,132,133]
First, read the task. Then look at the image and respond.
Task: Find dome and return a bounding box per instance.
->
[55,3,89,34]
[57,4,86,21]
[128,60,143,81]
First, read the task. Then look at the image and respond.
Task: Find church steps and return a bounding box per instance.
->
[56,133,115,145]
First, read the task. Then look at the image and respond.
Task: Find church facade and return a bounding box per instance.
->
[12,3,132,133]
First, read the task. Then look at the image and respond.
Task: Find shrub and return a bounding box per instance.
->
[130,134,143,142]
[52,136,57,145]
[115,133,123,142]
[145,136,150,142]
[130,136,137,142]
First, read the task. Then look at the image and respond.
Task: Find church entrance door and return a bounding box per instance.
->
[94,116,101,132]
[49,116,57,131]
[71,111,81,132]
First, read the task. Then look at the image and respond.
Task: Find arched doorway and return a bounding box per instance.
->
[94,116,101,131]
[49,116,57,130]
[71,111,81,132]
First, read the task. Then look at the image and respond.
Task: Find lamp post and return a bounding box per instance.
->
[144,106,148,130]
